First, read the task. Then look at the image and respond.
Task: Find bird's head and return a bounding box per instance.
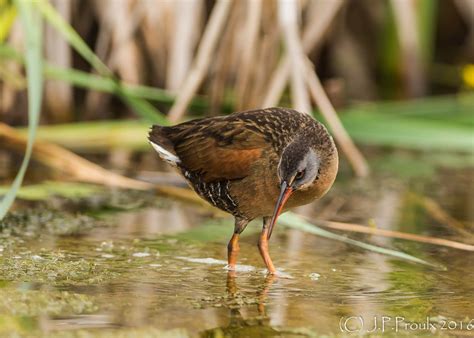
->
[278,141,321,191]
[266,137,326,239]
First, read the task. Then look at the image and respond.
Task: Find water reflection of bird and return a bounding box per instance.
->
[200,273,278,337]
[149,108,338,274]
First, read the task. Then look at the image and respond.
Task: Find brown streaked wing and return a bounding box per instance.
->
[167,119,270,182]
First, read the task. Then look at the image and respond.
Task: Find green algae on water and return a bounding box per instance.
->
[1,251,118,285]
[0,289,98,317]
[0,209,97,236]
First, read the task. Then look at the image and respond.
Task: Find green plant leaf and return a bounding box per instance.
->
[279,212,442,268]
[340,112,473,152]
[0,0,42,220]
[319,94,474,152]
[0,44,233,115]
[0,181,102,200]
[115,83,170,125]
[34,0,110,77]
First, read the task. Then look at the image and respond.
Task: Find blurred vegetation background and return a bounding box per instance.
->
[1,3,474,335]
[1,0,473,122]
[0,0,473,217]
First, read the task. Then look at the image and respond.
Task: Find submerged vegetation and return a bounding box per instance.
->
[0,289,97,317]
[1,208,97,236]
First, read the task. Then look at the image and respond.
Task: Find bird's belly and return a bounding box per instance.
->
[228,173,278,219]
[230,185,318,219]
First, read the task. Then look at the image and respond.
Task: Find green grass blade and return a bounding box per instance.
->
[0,0,42,220]
[315,94,474,152]
[279,212,442,268]
[343,94,474,123]
[44,65,175,105]
[340,112,474,152]
[43,64,217,116]
[0,43,173,118]
[34,0,110,77]
[118,90,169,125]
[0,181,102,201]
[0,44,233,115]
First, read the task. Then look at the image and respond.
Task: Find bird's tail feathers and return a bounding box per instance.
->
[148,125,181,166]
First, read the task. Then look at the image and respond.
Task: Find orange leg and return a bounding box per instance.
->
[258,225,277,274]
[227,218,249,271]
[227,233,240,270]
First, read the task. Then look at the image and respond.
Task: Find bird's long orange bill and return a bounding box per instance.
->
[267,181,293,240]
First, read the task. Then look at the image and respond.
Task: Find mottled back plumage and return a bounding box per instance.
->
[148,107,337,219]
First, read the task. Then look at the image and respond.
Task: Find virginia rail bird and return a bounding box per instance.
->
[148,107,338,274]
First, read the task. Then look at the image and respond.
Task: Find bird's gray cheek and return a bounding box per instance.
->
[298,181,314,191]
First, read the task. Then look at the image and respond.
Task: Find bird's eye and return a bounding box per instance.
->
[295,170,305,180]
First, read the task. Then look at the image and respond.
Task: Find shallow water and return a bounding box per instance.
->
[1,166,473,337]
